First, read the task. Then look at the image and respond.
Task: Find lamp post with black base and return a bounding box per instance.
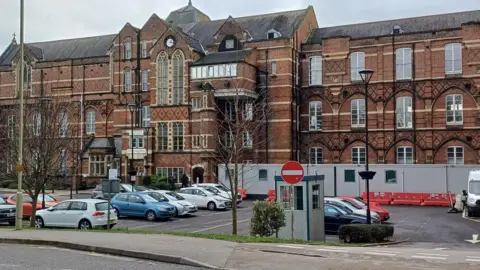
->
[358,69,375,225]
[127,103,137,191]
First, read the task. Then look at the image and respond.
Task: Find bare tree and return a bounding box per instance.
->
[194,62,272,235]
[0,96,74,227]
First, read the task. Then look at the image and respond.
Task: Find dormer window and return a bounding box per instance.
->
[267,29,281,40]
[225,39,234,49]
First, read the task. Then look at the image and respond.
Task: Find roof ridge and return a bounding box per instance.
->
[28,34,116,45]
[318,9,480,30]
[188,8,307,24]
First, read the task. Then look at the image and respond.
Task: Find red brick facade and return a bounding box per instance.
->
[0,5,478,187]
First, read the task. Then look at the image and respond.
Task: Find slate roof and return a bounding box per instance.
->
[0,34,116,66]
[179,8,308,48]
[309,10,480,43]
[191,49,252,66]
[166,1,211,25]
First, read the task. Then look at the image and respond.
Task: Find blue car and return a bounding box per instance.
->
[111,192,176,221]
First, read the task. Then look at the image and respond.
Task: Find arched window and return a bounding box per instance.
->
[172,50,184,105]
[156,52,168,105]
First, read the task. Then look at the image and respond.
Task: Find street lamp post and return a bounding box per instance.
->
[358,69,376,225]
[127,103,137,191]
[144,126,151,185]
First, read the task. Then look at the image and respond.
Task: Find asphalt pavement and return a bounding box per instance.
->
[0,244,207,270]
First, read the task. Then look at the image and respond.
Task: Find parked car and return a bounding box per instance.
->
[144,190,198,216]
[0,196,16,225]
[338,196,390,221]
[111,192,176,221]
[90,183,151,199]
[6,194,59,217]
[324,199,380,223]
[179,187,232,211]
[193,183,242,204]
[466,170,480,217]
[324,203,375,234]
[324,197,380,221]
[35,199,117,230]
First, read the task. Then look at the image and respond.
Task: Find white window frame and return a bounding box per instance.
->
[309,147,323,164]
[445,43,462,74]
[156,167,184,183]
[396,96,413,129]
[59,111,68,137]
[352,147,366,165]
[33,112,41,136]
[446,94,463,125]
[350,52,365,81]
[351,99,365,128]
[60,149,67,171]
[157,52,168,105]
[142,106,150,128]
[225,132,233,148]
[309,101,322,131]
[124,69,132,92]
[142,70,149,92]
[192,97,202,109]
[271,61,277,76]
[172,122,184,151]
[397,146,413,164]
[396,48,412,80]
[86,111,95,134]
[172,50,184,105]
[131,135,145,149]
[8,115,15,139]
[244,102,253,121]
[157,123,168,151]
[309,56,322,85]
[141,40,147,58]
[447,146,464,165]
[23,64,32,90]
[243,132,252,148]
[89,155,112,176]
[124,41,132,60]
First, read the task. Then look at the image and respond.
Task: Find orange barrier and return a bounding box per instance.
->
[421,193,456,206]
[238,189,247,199]
[361,192,392,205]
[266,189,276,202]
[391,192,423,205]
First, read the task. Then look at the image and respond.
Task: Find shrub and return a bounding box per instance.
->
[150,175,172,190]
[338,224,394,243]
[249,200,286,237]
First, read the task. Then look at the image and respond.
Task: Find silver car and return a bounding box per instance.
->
[144,190,198,216]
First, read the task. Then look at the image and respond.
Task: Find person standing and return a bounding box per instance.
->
[181,173,188,188]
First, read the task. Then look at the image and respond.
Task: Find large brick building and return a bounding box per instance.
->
[0,2,479,186]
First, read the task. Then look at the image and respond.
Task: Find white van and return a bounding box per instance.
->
[466,170,480,217]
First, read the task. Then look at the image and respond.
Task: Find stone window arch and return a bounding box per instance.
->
[156,51,168,105]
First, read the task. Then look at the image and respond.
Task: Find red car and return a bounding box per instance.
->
[338,196,390,221]
[6,194,59,217]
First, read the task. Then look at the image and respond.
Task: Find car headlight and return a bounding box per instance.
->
[157,207,166,211]
[468,197,475,203]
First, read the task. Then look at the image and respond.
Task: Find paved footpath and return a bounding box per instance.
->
[0,229,480,269]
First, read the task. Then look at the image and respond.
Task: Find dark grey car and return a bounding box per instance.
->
[0,197,16,225]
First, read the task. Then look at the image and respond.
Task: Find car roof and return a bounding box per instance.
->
[62,199,106,203]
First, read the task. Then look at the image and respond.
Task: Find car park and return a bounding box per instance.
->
[144,190,198,216]
[193,183,242,204]
[111,192,176,221]
[179,187,232,211]
[338,196,390,221]
[325,197,381,221]
[35,199,117,230]
[6,194,59,217]
[0,196,16,225]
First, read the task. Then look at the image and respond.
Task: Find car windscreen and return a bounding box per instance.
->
[203,189,217,196]
[166,192,185,200]
[341,199,362,209]
[469,181,480,195]
[328,204,347,215]
[203,187,219,194]
[141,194,160,203]
[353,198,367,206]
[134,185,148,191]
[215,185,229,192]
[147,193,167,201]
[95,202,113,211]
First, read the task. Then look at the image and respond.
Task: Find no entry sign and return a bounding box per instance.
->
[281,161,304,185]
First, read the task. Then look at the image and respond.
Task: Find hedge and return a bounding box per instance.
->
[338,224,394,243]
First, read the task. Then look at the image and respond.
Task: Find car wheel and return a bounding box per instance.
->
[146,210,156,221]
[207,202,217,211]
[35,217,44,228]
[344,234,352,243]
[78,219,92,230]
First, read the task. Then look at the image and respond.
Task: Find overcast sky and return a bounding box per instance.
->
[1,0,480,52]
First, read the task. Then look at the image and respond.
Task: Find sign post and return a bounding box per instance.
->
[281,161,304,240]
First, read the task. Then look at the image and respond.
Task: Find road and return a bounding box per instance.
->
[0,244,207,270]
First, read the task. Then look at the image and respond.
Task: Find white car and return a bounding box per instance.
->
[144,190,198,216]
[324,197,380,221]
[35,199,117,230]
[193,183,242,204]
[179,187,232,211]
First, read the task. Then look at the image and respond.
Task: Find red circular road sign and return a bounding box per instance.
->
[281,161,304,185]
